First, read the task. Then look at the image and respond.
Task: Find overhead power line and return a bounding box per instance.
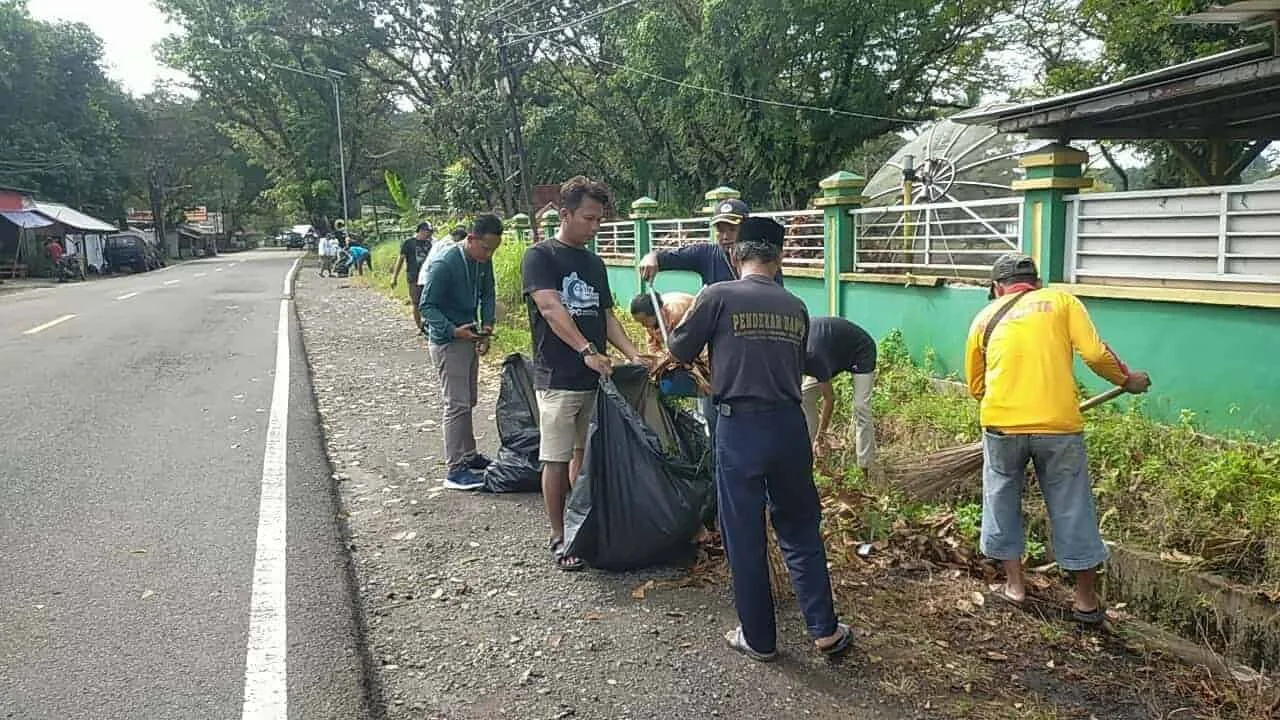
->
[500,0,640,47]
[499,17,918,123]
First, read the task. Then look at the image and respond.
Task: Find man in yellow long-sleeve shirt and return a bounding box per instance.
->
[964,253,1150,626]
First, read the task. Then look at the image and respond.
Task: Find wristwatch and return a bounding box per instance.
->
[579,342,599,357]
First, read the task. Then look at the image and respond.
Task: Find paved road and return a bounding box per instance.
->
[0,251,373,720]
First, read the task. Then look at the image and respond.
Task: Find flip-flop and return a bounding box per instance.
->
[987,582,1027,607]
[724,626,778,662]
[816,623,853,658]
[1072,605,1106,626]
[547,537,584,572]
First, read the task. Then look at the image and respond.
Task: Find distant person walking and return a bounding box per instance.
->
[521,176,643,571]
[802,317,878,469]
[667,216,851,662]
[965,253,1151,625]
[421,215,504,491]
[318,234,340,277]
[391,222,434,329]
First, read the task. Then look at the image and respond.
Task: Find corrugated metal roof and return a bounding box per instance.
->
[952,43,1280,140]
[1172,0,1280,26]
[33,202,117,232]
[952,44,1274,127]
[0,210,55,229]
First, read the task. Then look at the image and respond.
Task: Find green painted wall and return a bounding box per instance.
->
[606,263,1279,437]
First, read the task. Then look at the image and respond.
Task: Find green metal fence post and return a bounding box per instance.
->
[510,213,531,245]
[540,209,560,245]
[815,171,867,317]
[630,196,659,269]
[1012,143,1091,284]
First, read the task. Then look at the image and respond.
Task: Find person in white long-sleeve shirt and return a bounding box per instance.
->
[318,234,340,277]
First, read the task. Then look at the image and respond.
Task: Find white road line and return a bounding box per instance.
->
[241,295,291,719]
[216,267,225,272]
[163,279,181,286]
[194,272,207,278]
[22,314,76,335]
[282,257,301,298]
[115,292,139,301]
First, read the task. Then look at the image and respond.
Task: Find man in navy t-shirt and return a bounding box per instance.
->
[668,216,850,663]
[802,317,878,470]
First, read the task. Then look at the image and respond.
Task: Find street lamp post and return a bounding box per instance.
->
[268,63,350,231]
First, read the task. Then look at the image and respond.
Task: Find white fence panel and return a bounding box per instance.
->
[851,197,1022,277]
[1066,185,1280,285]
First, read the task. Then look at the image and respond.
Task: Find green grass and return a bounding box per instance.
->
[857,330,1280,586]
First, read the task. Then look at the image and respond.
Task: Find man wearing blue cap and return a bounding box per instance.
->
[667,216,851,663]
[638,197,783,439]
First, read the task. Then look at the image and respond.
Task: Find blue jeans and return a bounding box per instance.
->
[715,401,839,654]
[980,431,1108,571]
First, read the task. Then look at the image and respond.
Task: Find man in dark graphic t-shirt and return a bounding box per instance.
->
[521,176,643,572]
[392,221,434,329]
[668,216,851,664]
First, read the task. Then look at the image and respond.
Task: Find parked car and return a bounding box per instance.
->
[105,232,165,273]
[284,232,306,249]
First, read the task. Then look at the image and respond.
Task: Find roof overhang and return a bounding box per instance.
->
[952,43,1280,141]
[32,202,117,233]
[0,210,55,229]
[1172,0,1280,29]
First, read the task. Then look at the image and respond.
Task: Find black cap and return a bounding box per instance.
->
[737,216,785,248]
[416,221,433,233]
[711,198,749,226]
[991,253,1038,282]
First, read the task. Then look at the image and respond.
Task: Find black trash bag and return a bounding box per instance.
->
[481,353,543,494]
[562,364,713,570]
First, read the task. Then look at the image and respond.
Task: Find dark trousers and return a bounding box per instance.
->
[715,401,838,654]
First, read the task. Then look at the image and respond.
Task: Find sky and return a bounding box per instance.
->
[27,0,188,96]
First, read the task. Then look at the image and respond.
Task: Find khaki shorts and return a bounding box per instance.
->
[536,389,597,463]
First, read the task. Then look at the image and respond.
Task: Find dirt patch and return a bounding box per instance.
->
[294,272,1275,720]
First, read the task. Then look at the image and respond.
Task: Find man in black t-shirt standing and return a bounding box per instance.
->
[668,217,851,663]
[803,317,878,470]
[521,176,644,571]
[391,222,434,329]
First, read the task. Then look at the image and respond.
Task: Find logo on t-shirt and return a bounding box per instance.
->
[560,272,601,317]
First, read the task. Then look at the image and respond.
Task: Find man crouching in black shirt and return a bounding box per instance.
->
[521,176,644,571]
[668,216,852,662]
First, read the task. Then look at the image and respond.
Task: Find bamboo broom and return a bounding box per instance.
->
[886,385,1128,502]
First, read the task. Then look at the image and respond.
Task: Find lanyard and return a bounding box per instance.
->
[721,248,738,280]
[457,244,482,326]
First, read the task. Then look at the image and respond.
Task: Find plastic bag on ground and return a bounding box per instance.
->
[562,364,713,570]
[481,353,543,494]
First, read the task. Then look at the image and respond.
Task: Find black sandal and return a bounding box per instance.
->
[548,537,584,572]
[1072,605,1106,626]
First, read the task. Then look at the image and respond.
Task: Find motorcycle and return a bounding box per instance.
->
[55,255,86,283]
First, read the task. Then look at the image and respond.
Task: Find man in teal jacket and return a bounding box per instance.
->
[420,214,505,490]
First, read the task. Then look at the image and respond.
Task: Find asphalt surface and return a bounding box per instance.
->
[0,251,373,720]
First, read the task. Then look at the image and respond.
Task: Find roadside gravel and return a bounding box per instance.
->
[294,271,904,720]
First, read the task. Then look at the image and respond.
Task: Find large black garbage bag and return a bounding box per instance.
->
[562,364,713,570]
[481,353,543,494]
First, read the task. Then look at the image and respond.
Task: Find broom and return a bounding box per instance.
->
[886,385,1128,501]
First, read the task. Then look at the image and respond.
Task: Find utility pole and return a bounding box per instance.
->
[269,62,350,231]
[495,27,533,214]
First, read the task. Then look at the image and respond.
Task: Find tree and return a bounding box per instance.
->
[155,0,398,229]
[0,1,135,219]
